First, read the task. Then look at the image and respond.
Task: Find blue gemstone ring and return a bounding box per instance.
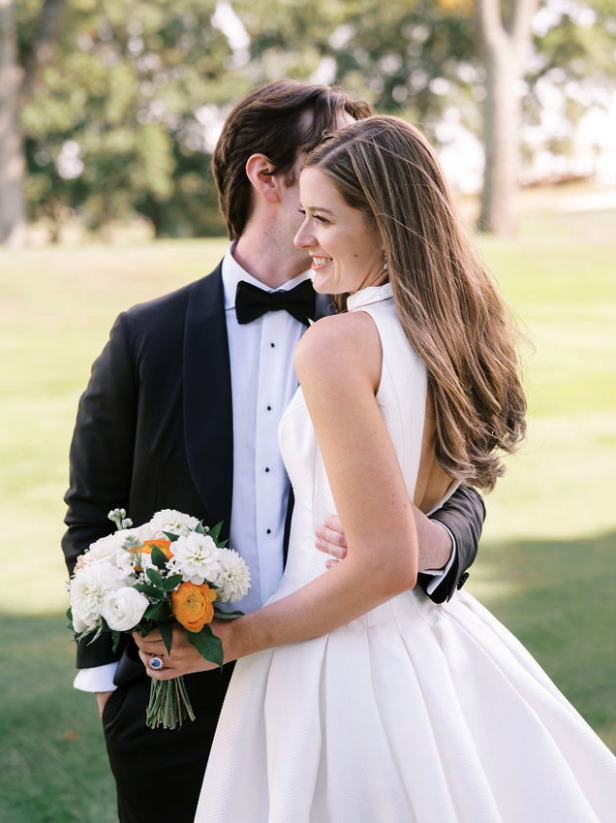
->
[149,655,164,671]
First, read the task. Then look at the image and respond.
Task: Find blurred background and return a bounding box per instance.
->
[1,1,615,821]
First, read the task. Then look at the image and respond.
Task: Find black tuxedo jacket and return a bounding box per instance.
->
[62,263,485,670]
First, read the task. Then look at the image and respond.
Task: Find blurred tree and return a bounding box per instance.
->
[237,0,616,235]
[1,0,64,245]
[475,0,539,236]
[15,0,238,241]
[234,0,478,144]
[525,0,616,170]
[0,0,26,245]
[3,0,615,242]
[1,0,25,245]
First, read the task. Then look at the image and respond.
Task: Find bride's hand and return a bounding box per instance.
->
[133,620,232,680]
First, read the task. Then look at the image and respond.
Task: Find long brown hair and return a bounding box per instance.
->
[212,80,372,240]
[303,116,526,491]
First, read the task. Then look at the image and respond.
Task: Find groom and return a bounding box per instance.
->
[62,80,485,823]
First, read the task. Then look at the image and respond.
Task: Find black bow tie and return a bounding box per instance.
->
[234,279,317,326]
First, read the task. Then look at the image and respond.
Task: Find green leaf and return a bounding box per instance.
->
[144,602,170,622]
[208,522,223,542]
[195,522,208,535]
[111,631,122,653]
[146,567,165,587]
[213,609,244,619]
[159,621,174,656]
[135,620,153,638]
[151,545,169,569]
[134,582,165,599]
[186,624,223,669]
[162,531,180,542]
[162,573,183,592]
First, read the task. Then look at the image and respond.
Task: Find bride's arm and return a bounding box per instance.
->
[137,312,419,677]
[229,312,418,652]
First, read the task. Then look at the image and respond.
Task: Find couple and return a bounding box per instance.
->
[63,81,616,823]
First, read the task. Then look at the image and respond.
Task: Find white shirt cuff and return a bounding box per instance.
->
[74,662,119,693]
[422,522,457,596]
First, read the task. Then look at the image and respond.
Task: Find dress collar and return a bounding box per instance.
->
[347,282,394,312]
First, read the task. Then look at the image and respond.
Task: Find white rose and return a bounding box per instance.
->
[214,550,251,603]
[169,532,221,585]
[86,527,149,575]
[148,509,200,538]
[101,587,149,631]
[114,547,138,578]
[70,561,126,633]
[124,523,158,543]
[86,532,127,564]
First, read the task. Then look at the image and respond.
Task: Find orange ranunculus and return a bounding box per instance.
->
[131,539,173,572]
[171,582,217,632]
[141,539,173,561]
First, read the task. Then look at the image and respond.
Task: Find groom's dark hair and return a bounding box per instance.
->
[212,79,372,241]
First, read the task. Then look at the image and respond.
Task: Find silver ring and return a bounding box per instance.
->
[149,655,164,671]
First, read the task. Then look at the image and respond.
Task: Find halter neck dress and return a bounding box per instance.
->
[195,283,616,823]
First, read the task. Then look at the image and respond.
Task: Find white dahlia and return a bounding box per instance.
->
[148,509,200,538]
[169,531,222,585]
[214,550,251,603]
[70,561,126,633]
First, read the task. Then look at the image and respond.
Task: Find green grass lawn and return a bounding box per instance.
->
[1,198,615,821]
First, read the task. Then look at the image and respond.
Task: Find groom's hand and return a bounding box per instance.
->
[315,515,348,569]
[316,512,453,572]
[95,691,114,719]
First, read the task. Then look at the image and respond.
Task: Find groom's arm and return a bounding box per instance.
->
[418,485,485,603]
[316,485,485,604]
[63,312,138,670]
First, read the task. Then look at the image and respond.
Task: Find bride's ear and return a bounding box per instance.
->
[245,154,280,204]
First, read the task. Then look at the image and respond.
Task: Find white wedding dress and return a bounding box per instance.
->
[195,284,616,823]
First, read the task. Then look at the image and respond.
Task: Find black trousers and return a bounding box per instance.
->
[102,650,235,823]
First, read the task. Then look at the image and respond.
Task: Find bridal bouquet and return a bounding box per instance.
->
[67,508,250,729]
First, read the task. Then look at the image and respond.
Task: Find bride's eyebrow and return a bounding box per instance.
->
[305,205,335,215]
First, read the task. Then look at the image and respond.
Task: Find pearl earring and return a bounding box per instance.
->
[383,251,389,271]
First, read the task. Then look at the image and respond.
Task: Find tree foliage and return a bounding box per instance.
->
[17,0,243,237]
[3,0,616,241]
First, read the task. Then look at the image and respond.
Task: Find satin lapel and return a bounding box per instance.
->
[183,264,233,534]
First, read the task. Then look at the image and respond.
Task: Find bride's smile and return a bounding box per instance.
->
[294,166,386,296]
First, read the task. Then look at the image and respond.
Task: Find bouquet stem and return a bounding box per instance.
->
[145,676,196,730]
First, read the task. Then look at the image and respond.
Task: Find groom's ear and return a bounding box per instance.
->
[245,154,281,205]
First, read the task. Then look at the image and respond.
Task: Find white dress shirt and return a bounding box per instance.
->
[222,249,312,612]
[75,248,455,692]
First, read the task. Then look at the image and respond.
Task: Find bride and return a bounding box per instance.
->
[140,116,616,821]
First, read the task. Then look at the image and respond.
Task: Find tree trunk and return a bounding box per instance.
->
[475,0,538,236]
[479,40,521,235]
[0,0,27,246]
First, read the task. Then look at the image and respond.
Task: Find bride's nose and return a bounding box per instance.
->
[294,220,315,250]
